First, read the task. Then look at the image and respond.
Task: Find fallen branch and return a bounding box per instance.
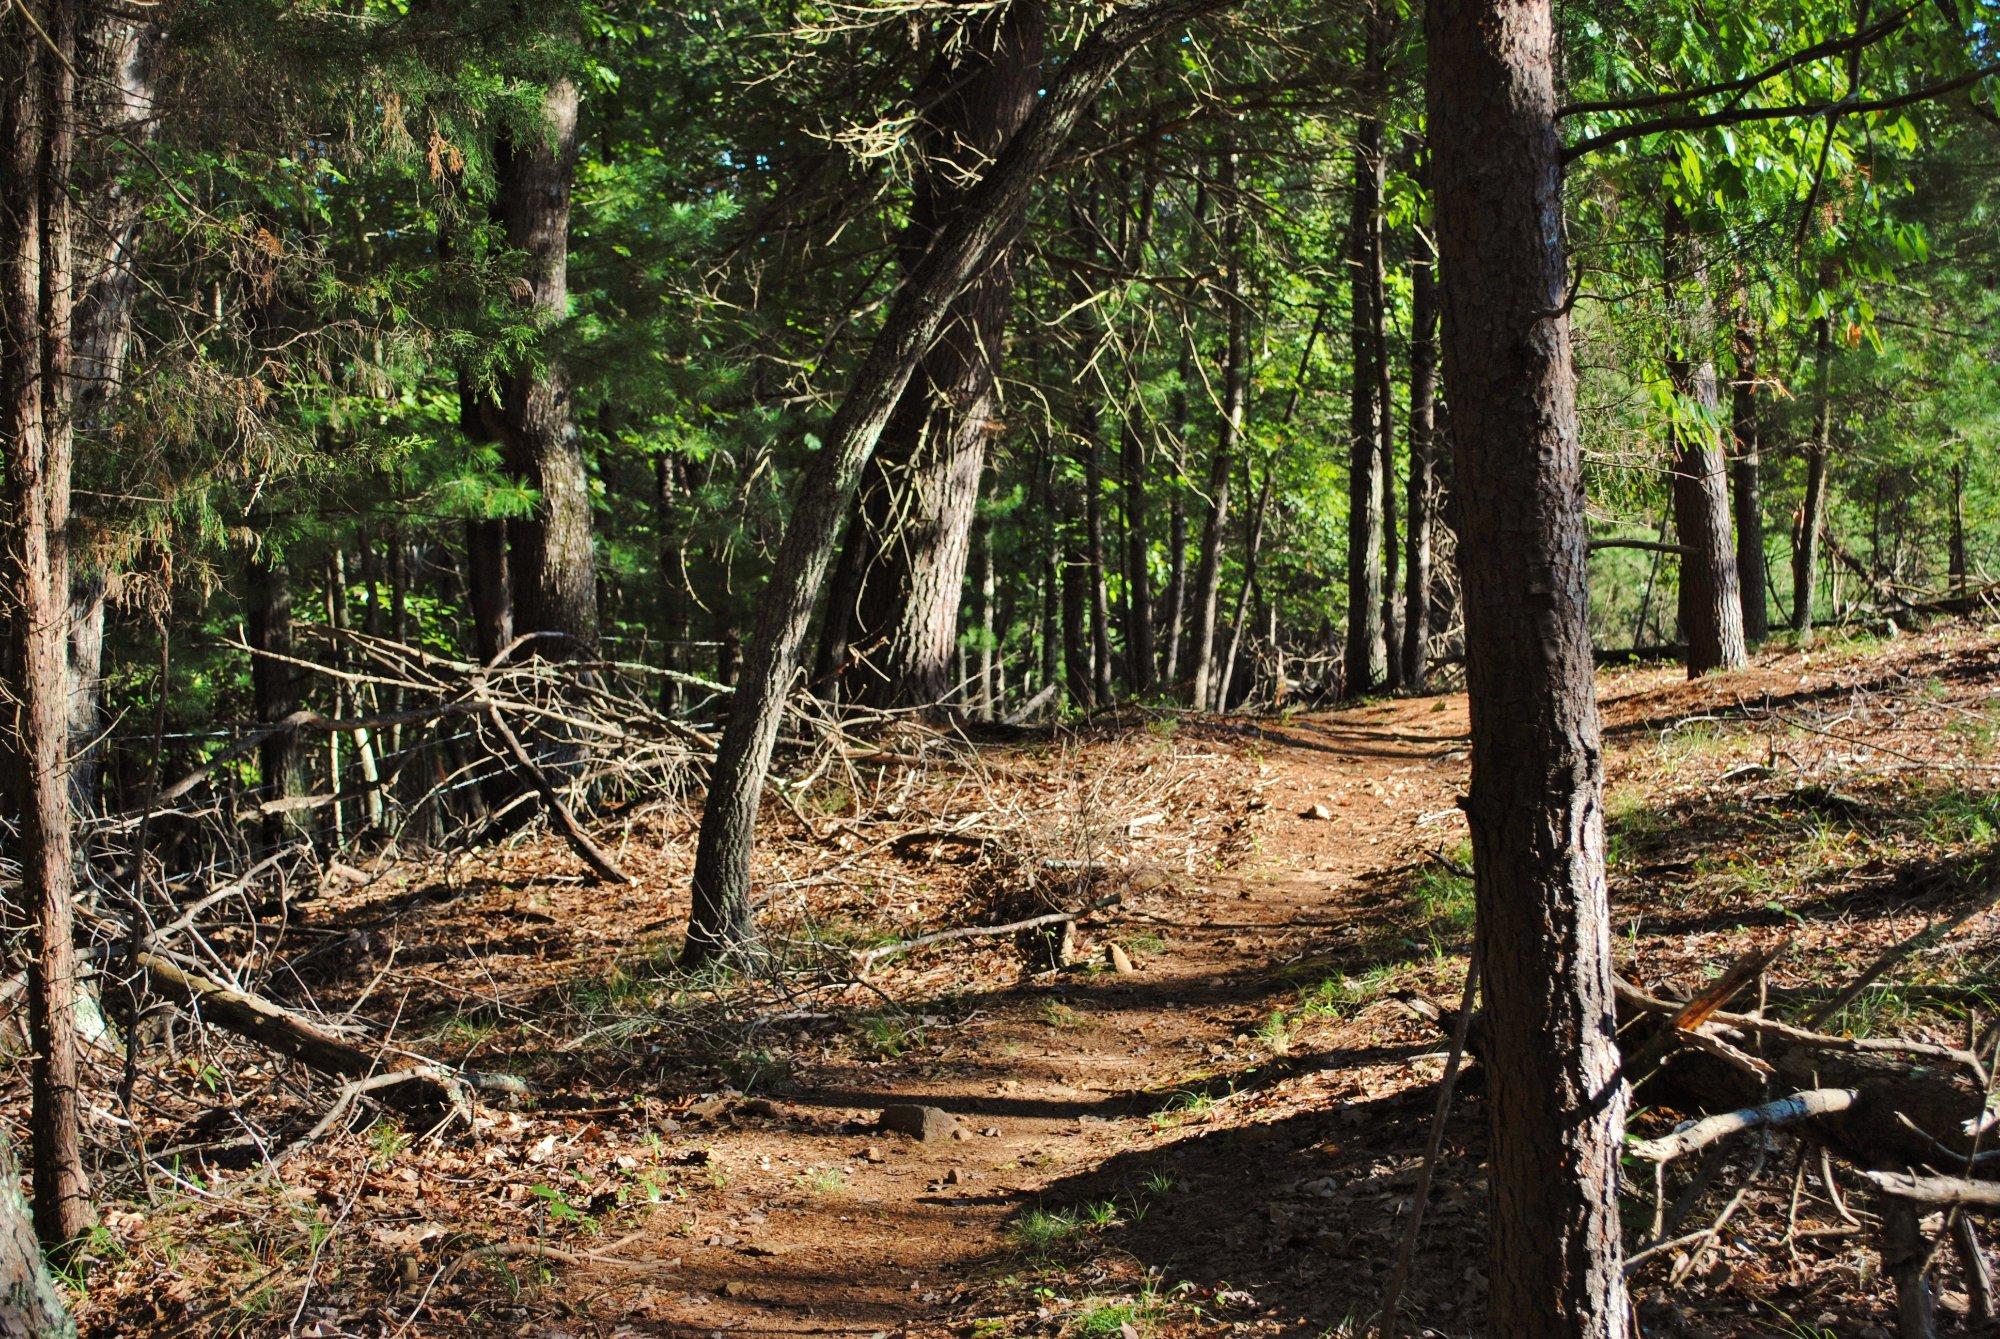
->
[854,893,1122,972]
[134,948,469,1127]
[474,693,631,885]
[1628,1088,1859,1163]
[1859,1170,2000,1209]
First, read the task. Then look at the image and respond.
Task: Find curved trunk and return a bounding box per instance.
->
[842,0,1047,709]
[1427,0,1630,1326]
[684,0,1226,964]
[499,80,598,658]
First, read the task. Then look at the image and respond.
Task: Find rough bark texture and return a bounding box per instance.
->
[1343,100,1388,696]
[685,0,1227,963]
[1663,208,1746,677]
[1731,316,1768,642]
[0,0,95,1249]
[1792,317,1833,638]
[1402,220,1439,686]
[499,80,598,658]
[1189,149,1246,711]
[837,0,1046,709]
[1427,0,1630,1327]
[0,1133,73,1337]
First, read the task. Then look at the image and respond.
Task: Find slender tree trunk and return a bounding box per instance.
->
[1372,114,1401,690]
[1159,343,1192,684]
[1663,206,1746,677]
[499,80,598,657]
[66,8,151,818]
[1402,216,1439,686]
[1730,314,1768,643]
[247,555,309,843]
[841,0,1046,709]
[1792,316,1833,639]
[684,0,1218,962]
[0,0,94,1249]
[1120,408,1154,694]
[977,519,997,719]
[1949,459,1967,595]
[1037,437,1063,706]
[1080,408,1114,705]
[1344,69,1388,696]
[1427,0,1630,1328]
[1062,518,1095,711]
[1189,147,1246,711]
[1217,462,1273,709]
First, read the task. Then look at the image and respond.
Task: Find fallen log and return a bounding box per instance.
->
[135,948,471,1128]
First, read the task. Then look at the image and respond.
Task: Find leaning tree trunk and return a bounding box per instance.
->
[0,0,94,1250]
[684,0,1228,964]
[1792,316,1833,639]
[1188,147,1247,711]
[1731,312,1768,643]
[839,0,1046,709]
[1343,80,1388,697]
[1662,206,1746,677]
[498,79,598,658]
[1402,214,1439,687]
[1427,0,1630,1327]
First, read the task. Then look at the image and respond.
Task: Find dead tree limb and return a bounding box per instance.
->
[1628,1087,1858,1163]
[134,948,469,1126]
[474,695,631,885]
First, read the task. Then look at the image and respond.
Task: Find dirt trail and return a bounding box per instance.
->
[582,694,1477,1337]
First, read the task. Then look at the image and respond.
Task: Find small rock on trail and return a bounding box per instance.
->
[878,1103,962,1142]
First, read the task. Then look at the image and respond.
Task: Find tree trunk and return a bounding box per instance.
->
[1731,314,1768,643]
[1663,206,1746,677]
[683,0,1222,963]
[0,1133,73,1337]
[1062,521,1095,711]
[1217,462,1274,709]
[1344,76,1388,697]
[1159,343,1192,685]
[1189,147,1246,711]
[977,518,997,719]
[498,79,598,658]
[1427,0,1631,1327]
[840,0,1046,709]
[1120,407,1155,695]
[247,555,310,842]
[1037,437,1064,706]
[1792,316,1833,639]
[1080,408,1114,705]
[66,8,151,818]
[0,0,94,1249]
[1402,215,1439,687]
[1949,459,1967,595]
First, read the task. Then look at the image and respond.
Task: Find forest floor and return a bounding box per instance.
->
[73,619,2000,1339]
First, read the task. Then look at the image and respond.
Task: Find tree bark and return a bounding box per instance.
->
[684,0,1227,963]
[0,0,94,1250]
[1402,214,1439,687]
[1344,80,1388,696]
[1159,342,1192,685]
[1662,205,1746,677]
[1036,436,1064,707]
[1730,314,1768,643]
[1217,461,1273,709]
[1792,316,1833,639]
[976,518,997,719]
[1949,459,1967,596]
[841,0,1046,709]
[1080,406,1114,705]
[1189,147,1246,711]
[247,555,310,843]
[0,1133,73,1338]
[499,79,598,658]
[1120,165,1158,694]
[1427,0,1631,1327]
